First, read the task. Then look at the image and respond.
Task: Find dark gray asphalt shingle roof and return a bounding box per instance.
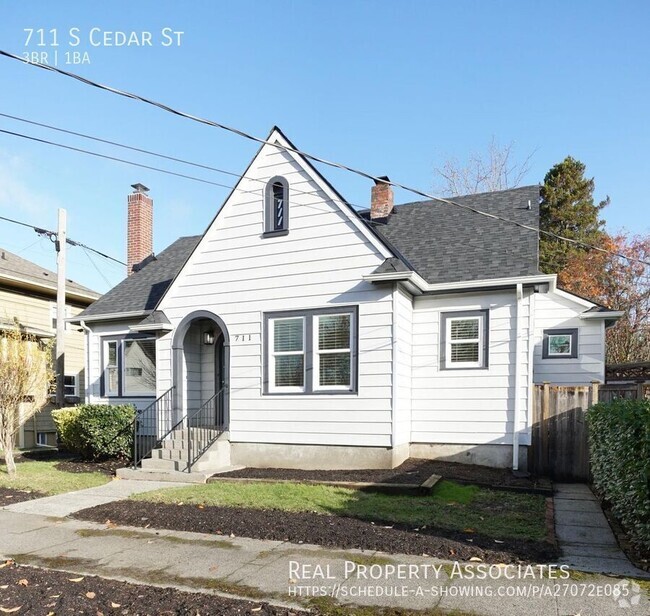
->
[78,235,201,317]
[364,185,541,284]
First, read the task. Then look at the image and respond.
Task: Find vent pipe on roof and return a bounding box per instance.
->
[370,176,394,220]
[127,183,153,276]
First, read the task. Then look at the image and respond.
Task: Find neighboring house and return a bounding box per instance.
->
[0,249,100,448]
[72,128,621,476]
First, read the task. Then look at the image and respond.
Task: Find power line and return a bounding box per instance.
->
[0,212,126,266]
[81,246,113,288]
[1,52,648,268]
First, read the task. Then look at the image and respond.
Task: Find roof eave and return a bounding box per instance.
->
[68,309,151,323]
[0,272,100,304]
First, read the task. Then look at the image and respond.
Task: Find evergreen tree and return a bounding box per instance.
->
[539,156,608,274]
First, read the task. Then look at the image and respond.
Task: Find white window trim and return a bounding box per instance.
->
[547,333,573,357]
[444,313,486,369]
[36,432,48,447]
[268,317,306,394]
[313,313,354,391]
[64,374,78,397]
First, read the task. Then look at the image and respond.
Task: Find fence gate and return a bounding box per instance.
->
[530,383,597,481]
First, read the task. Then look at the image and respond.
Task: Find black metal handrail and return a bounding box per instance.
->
[132,386,176,469]
[186,387,226,472]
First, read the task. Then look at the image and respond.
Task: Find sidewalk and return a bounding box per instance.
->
[554,483,646,578]
[1,496,648,615]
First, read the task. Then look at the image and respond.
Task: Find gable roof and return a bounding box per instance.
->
[77,235,201,318]
[362,185,541,284]
[0,248,99,304]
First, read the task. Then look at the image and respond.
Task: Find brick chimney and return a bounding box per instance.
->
[370,176,394,219]
[127,183,153,275]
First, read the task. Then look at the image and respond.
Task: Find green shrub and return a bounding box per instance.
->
[52,404,136,460]
[587,399,650,551]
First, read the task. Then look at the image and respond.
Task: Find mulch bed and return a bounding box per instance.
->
[74,501,558,564]
[0,560,302,615]
[0,487,45,505]
[16,450,124,477]
[217,459,552,493]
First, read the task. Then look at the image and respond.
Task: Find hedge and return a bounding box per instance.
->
[52,404,136,460]
[587,398,650,551]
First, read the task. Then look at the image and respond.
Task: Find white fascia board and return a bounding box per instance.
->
[363,271,556,294]
[579,310,625,320]
[554,288,597,309]
[67,310,151,324]
[129,323,173,333]
[271,129,393,260]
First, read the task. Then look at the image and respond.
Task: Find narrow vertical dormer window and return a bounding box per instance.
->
[264,177,289,235]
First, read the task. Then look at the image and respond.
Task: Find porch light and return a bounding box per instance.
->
[203,331,215,345]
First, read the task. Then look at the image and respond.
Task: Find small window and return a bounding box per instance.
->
[104,340,119,396]
[543,328,578,359]
[264,177,289,235]
[102,336,157,397]
[51,304,71,331]
[64,375,78,397]
[441,310,489,370]
[265,307,357,394]
[315,314,352,389]
[36,432,48,446]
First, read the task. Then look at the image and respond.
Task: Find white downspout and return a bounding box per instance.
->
[79,320,91,403]
[512,284,523,471]
[390,284,399,453]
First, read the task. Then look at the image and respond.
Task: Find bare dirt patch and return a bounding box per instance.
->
[0,560,301,615]
[217,459,551,493]
[74,500,558,564]
[0,487,44,505]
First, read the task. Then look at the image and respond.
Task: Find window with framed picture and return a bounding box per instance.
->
[440,310,489,370]
[265,307,357,394]
[543,328,578,359]
[102,336,157,397]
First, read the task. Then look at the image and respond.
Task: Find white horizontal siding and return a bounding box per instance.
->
[410,290,532,447]
[394,286,413,446]
[158,139,393,447]
[533,291,605,384]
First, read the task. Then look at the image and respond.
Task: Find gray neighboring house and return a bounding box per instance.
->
[71,128,620,479]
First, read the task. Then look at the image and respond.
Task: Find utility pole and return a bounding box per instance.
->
[55,208,67,408]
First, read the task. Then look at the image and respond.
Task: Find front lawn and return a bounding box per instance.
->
[133,479,547,542]
[0,459,110,496]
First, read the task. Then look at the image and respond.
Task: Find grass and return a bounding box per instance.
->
[0,459,110,495]
[133,479,547,541]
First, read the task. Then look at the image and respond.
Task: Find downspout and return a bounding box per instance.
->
[79,320,91,403]
[512,284,523,470]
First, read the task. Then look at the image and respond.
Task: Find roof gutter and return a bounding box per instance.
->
[579,311,625,320]
[67,310,151,324]
[363,271,557,295]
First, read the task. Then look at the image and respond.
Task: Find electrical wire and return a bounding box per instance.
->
[0,50,648,267]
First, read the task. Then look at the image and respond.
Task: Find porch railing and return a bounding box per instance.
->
[187,387,226,472]
[132,386,176,469]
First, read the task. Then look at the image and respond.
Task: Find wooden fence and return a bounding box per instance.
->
[529,381,648,480]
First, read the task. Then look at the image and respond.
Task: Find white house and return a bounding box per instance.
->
[71,128,621,479]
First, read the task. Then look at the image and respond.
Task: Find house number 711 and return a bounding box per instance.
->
[234,334,252,342]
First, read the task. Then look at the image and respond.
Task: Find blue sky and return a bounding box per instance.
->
[0,0,648,293]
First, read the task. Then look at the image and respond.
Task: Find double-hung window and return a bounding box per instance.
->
[441,310,489,370]
[265,307,357,394]
[64,375,78,397]
[102,336,156,397]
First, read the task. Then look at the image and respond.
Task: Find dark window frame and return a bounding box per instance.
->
[263,306,359,395]
[100,333,157,398]
[440,309,490,371]
[542,328,579,359]
[263,176,289,237]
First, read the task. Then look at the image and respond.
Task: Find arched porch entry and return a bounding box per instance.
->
[171,310,229,432]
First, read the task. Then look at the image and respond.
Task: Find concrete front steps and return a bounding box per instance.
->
[116,429,240,484]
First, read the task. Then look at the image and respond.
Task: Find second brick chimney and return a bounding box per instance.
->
[370,176,394,220]
[127,183,153,275]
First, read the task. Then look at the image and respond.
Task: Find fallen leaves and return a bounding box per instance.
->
[16,580,28,587]
[68,577,84,583]
[110,602,121,608]
[0,608,22,614]
[85,591,96,599]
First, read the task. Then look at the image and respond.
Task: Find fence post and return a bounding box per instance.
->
[541,382,550,474]
[590,381,600,406]
[637,382,645,400]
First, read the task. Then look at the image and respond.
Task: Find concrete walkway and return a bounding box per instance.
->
[554,483,648,578]
[1,504,649,614]
[2,479,185,517]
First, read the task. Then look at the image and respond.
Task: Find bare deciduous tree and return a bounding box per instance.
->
[433,137,535,196]
[0,326,53,478]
